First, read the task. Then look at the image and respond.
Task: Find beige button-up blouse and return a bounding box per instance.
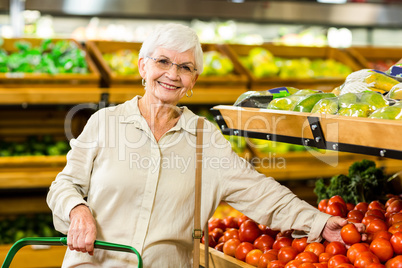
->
[47,96,331,268]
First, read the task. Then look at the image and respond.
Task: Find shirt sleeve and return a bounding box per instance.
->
[213,130,331,242]
[46,112,100,234]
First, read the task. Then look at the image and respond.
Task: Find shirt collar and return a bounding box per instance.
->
[120,95,198,136]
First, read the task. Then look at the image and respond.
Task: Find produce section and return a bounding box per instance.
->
[0,36,402,267]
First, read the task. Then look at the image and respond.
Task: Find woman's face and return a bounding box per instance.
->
[139,47,199,105]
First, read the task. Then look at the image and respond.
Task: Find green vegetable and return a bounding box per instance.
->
[314,159,391,205]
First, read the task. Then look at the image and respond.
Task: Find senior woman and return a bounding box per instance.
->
[47,23,365,267]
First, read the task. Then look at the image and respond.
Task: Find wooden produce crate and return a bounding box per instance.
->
[345,46,402,72]
[0,38,100,88]
[86,40,143,89]
[200,243,254,268]
[212,105,402,160]
[196,43,248,91]
[221,44,361,92]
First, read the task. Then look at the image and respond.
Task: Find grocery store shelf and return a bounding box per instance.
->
[0,244,64,268]
[0,88,104,105]
[211,105,402,160]
[0,156,65,189]
[0,196,51,215]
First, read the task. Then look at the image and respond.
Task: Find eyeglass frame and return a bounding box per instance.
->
[146,56,198,75]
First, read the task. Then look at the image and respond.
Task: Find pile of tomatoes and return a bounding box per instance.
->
[203,194,402,268]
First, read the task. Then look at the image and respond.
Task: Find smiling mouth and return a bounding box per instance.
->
[158,81,180,90]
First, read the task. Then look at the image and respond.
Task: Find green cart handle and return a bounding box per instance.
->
[1,237,143,268]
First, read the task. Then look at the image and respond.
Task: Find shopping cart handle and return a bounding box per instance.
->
[1,237,143,268]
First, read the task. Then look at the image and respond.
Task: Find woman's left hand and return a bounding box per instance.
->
[322,216,367,245]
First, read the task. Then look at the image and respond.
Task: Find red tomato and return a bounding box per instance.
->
[268,260,287,268]
[235,241,255,261]
[328,195,347,208]
[355,202,369,213]
[319,252,333,263]
[304,242,325,257]
[208,218,226,232]
[346,203,355,212]
[278,246,299,263]
[387,200,402,214]
[292,237,309,253]
[221,228,239,242]
[285,259,303,268]
[370,230,393,242]
[347,243,370,264]
[385,255,402,268]
[348,209,365,222]
[319,199,329,212]
[326,202,347,217]
[389,223,402,234]
[264,227,281,238]
[366,219,389,234]
[386,197,400,208]
[223,238,241,257]
[254,234,275,251]
[258,252,278,268]
[368,201,385,211]
[295,251,319,264]
[366,209,386,221]
[202,234,217,248]
[325,241,347,256]
[239,220,262,243]
[354,251,380,268]
[389,212,402,226]
[214,242,224,252]
[209,228,224,242]
[328,255,350,268]
[223,216,238,229]
[341,223,362,245]
[390,232,402,255]
[370,238,394,263]
[246,249,263,266]
[238,214,250,227]
[363,215,383,226]
[273,237,293,250]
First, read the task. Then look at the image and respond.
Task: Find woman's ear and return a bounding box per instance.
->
[138,57,146,78]
[191,74,199,88]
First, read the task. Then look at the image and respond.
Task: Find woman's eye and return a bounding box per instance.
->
[181,65,192,72]
[158,59,170,65]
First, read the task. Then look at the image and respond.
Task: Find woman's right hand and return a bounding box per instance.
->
[68,204,97,255]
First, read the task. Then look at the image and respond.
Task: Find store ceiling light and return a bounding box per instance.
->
[317,0,347,3]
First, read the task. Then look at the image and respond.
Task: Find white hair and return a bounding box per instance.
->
[139,23,204,75]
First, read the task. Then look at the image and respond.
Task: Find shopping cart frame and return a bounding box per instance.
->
[1,237,143,268]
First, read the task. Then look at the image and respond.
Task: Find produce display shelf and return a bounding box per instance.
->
[0,87,104,105]
[345,46,402,71]
[0,38,100,88]
[0,156,65,189]
[221,44,361,92]
[0,244,64,268]
[211,105,402,160]
[0,196,51,215]
[200,243,254,268]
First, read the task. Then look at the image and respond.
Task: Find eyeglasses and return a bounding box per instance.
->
[147,56,197,76]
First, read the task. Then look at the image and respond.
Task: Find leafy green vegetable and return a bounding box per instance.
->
[314,159,391,205]
[0,39,89,74]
